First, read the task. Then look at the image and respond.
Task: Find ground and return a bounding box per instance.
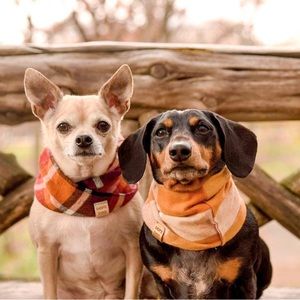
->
[0,281,300,299]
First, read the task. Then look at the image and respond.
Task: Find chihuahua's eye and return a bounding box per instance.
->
[196,123,210,135]
[156,128,169,137]
[57,122,71,134]
[97,121,110,133]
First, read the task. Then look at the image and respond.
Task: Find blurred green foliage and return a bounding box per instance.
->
[0,219,39,280]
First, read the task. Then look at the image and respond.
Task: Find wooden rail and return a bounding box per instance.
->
[0,42,299,239]
[2,42,300,125]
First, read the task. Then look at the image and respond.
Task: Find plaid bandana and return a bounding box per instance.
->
[143,167,246,250]
[34,148,138,217]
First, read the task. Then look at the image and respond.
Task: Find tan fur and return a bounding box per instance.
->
[216,258,242,283]
[152,150,166,169]
[188,116,199,126]
[150,253,242,296]
[162,118,173,128]
[190,139,211,170]
[212,141,222,165]
[151,265,173,282]
[151,119,224,192]
[24,65,143,299]
[40,95,119,181]
[152,134,211,190]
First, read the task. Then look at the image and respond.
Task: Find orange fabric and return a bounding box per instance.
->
[222,204,247,243]
[142,167,247,250]
[46,172,77,203]
[156,167,231,217]
[35,148,138,217]
[164,231,222,251]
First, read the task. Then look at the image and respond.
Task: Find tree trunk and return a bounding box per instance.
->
[0,179,34,234]
[0,152,33,234]
[237,166,300,238]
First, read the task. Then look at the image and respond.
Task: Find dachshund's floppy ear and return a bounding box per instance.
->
[203,111,257,178]
[118,114,162,183]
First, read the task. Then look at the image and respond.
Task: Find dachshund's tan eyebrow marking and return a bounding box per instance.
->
[189,116,199,126]
[163,118,173,128]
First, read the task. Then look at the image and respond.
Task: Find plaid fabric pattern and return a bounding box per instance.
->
[143,167,247,250]
[35,148,138,217]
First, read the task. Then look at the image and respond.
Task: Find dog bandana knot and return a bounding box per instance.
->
[34,148,138,217]
[142,167,247,250]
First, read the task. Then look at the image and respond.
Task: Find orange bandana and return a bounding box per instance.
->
[35,148,138,217]
[142,167,246,250]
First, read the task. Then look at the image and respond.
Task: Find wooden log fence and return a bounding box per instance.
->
[0,42,299,240]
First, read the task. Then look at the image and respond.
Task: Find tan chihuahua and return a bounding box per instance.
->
[24,65,143,299]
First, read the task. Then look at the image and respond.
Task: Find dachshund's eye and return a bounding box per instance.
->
[57,122,71,134]
[97,121,111,133]
[156,128,168,137]
[196,123,210,134]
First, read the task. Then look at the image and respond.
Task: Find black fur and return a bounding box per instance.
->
[203,111,257,178]
[118,110,257,183]
[118,114,162,183]
[118,109,272,299]
[140,209,272,299]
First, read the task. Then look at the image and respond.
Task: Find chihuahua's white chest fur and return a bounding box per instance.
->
[30,195,143,299]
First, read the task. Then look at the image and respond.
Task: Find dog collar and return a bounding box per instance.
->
[142,167,246,250]
[34,148,138,217]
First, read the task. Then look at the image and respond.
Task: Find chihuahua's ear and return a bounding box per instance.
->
[118,114,162,183]
[24,68,63,120]
[100,64,133,118]
[203,111,257,178]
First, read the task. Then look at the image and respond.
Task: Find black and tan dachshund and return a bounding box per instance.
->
[118,109,272,299]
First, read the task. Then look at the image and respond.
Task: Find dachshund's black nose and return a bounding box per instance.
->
[169,142,191,162]
[76,135,93,148]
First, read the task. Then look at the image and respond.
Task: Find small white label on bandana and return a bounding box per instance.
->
[93,177,104,189]
[152,222,165,242]
[94,201,109,217]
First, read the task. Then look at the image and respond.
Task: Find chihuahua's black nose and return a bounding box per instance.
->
[169,142,191,162]
[76,135,93,148]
